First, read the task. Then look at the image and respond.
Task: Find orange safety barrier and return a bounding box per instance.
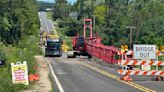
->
[28,73,39,82]
[118,70,164,76]
[120,75,132,81]
[118,60,164,66]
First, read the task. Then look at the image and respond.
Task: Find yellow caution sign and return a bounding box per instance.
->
[62,40,70,52]
[121,45,128,52]
[160,46,164,52]
[43,31,47,38]
[156,46,159,52]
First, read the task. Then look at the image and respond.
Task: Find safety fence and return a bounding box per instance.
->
[118,50,164,76]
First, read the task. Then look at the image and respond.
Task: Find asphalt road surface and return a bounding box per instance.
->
[39,12,164,92]
[47,56,142,92]
[39,12,54,33]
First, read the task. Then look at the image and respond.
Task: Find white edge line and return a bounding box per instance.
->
[46,58,65,92]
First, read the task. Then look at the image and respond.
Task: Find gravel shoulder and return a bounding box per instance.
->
[34,55,52,92]
[21,55,52,92]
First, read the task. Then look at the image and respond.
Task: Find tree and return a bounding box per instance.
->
[57,0,164,46]
[53,0,68,20]
[93,5,107,24]
[0,0,39,44]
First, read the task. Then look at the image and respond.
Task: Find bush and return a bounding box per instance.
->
[0,47,6,61]
[0,35,42,92]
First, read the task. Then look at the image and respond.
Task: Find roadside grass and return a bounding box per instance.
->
[46,11,53,21]
[0,35,42,92]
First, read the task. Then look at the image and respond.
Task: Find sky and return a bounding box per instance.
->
[37,0,77,4]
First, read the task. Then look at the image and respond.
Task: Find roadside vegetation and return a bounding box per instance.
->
[37,1,54,11]
[51,0,164,70]
[0,0,41,91]
[52,0,164,47]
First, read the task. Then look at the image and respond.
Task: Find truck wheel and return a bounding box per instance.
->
[88,54,92,59]
[73,53,76,58]
[58,52,62,57]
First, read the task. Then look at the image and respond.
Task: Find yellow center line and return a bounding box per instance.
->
[77,61,156,92]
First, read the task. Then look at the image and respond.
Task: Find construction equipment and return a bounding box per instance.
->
[45,37,62,57]
[67,18,118,63]
[41,29,62,57]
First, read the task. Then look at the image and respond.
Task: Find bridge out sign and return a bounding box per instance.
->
[133,45,156,60]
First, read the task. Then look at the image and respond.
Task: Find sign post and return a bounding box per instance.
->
[11,61,29,85]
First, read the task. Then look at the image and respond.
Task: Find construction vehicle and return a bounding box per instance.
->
[67,36,86,58]
[40,29,62,57]
[45,37,62,57]
[67,18,118,63]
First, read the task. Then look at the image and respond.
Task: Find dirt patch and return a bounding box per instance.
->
[34,55,52,92]
[22,55,52,92]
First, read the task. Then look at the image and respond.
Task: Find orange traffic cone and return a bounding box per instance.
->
[28,73,39,82]
[120,74,132,82]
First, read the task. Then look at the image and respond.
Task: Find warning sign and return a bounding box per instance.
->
[11,61,29,85]
[133,45,156,60]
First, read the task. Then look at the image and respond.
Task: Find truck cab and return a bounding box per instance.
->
[45,38,62,57]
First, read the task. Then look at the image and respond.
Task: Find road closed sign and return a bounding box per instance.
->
[11,61,29,85]
[133,45,156,60]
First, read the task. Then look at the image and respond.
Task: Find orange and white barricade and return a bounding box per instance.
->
[118,60,164,66]
[118,70,164,76]
[117,50,164,81]
[118,60,164,76]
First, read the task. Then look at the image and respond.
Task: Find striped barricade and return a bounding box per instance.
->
[118,70,164,76]
[118,60,164,75]
[118,60,164,66]
[118,51,164,56]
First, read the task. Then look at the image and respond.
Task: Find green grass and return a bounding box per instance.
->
[0,35,42,92]
[46,11,53,21]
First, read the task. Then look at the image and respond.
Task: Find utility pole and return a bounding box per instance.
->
[9,0,12,17]
[126,26,136,50]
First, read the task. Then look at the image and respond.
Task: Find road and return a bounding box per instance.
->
[48,55,143,92]
[39,12,54,33]
[39,12,164,92]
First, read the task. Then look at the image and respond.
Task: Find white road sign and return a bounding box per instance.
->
[133,45,156,60]
[11,61,29,85]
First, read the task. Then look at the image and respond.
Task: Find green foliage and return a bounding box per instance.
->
[0,0,41,91]
[53,0,69,20]
[37,1,54,11]
[0,35,41,92]
[93,5,107,24]
[0,0,39,45]
[53,0,164,47]
[0,43,6,61]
